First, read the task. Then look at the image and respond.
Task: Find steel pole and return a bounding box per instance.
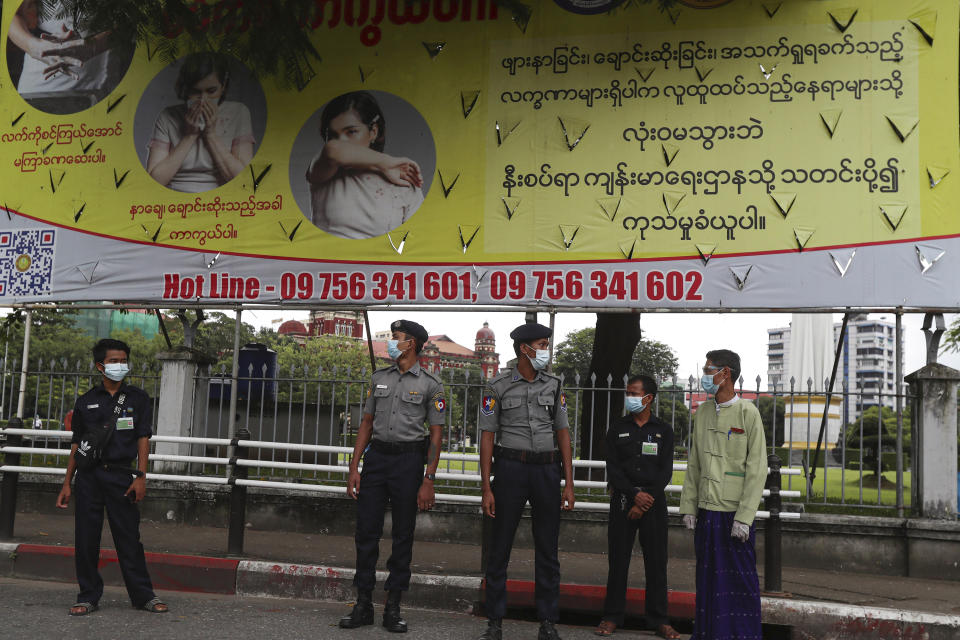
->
[895,309,903,517]
[225,308,242,482]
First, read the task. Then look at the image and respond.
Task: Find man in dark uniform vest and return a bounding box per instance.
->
[55,338,168,616]
[595,374,679,639]
[477,322,575,640]
[340,319,445,633]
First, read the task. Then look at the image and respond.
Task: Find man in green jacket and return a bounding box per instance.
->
[679,349,766,640]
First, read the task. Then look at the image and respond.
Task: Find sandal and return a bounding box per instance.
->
[136,597,169,613]
[594,620,616,636]
[69,602,98,616]
[656,624,681,639]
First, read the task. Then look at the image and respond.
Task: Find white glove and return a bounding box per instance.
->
[682,514,696,530]
[731,520,750,542]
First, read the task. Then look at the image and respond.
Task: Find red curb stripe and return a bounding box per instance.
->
[13,544,239,595]
[500,579,697,619]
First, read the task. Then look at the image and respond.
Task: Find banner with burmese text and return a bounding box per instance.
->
[0,0,957,309]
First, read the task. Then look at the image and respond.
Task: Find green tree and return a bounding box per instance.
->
[757,395,786,447]
[553,327,679,385]
[841,405,912,475]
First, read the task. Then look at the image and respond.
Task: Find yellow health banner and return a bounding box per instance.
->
[0,0,957,308]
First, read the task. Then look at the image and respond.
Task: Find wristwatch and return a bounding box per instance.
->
[424,472,436,481]
[131,470,145,478]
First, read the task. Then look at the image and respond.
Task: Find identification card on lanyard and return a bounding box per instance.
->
[641,441,658,456]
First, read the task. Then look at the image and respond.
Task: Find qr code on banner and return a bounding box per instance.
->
[0,229,56,297]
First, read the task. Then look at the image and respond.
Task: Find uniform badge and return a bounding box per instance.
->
[480,395,496,416]
[435,398,446,412]
[559,392,567,412]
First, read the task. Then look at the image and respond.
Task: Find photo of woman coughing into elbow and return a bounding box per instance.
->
[307,91,424,240]
[146,53,255,193]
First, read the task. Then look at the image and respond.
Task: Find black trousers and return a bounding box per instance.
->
[484,458,561,622]
[74,467,156,607]
[602,494,669,628]
[354,447,423,592]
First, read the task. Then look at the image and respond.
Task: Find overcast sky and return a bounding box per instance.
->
[240,309,960,391]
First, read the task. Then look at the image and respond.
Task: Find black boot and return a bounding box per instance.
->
[538,620,562,640]
[339,590,374,629]
[382,589,407,633]
[478,618,502,640]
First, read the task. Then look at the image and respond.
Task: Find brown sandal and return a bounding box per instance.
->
[594,620,616,636]
[656,624,681,639]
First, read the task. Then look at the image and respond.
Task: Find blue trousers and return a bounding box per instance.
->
[484,458,561,622]
[354,448,424,592]
[74,467,156,607]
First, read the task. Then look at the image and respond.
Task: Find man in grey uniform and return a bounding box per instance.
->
[477,322,576,640]
[340,319,445,633]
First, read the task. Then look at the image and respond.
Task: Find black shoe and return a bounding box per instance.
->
[538,620,562,640]
[382,590,407,633]
[339,591,374,629]
[478,618,502,640]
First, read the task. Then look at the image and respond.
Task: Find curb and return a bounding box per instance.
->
[3,543,960,639]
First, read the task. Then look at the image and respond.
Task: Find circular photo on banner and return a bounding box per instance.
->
[133,52,267,194]
[6,0,135,115]
[289,90,436,240]
[553,0,626,15]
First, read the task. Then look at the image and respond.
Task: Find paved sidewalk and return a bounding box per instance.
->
[3,511,960,638]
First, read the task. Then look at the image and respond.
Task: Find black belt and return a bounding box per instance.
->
[101,462,138,475]
[495,446,559,464]
[369,439,424,454]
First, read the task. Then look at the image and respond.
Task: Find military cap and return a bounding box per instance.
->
[509,322,552,343]
[390,319,428,343]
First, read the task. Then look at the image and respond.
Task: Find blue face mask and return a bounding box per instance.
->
[701,371,723,395]
[102,363,129,382]
[624,395,648,414]
[527,348,550,371]
[386,340,404,360]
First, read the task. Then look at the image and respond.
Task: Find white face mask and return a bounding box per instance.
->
[102,363,129,382]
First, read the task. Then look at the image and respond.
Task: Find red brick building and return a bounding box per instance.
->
[278,313,499,379]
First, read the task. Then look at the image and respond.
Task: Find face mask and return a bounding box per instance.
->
[102,363,129,382]
[386,340,405,360]
[624,395,648,414]
[701,372,722,395]
[527,348,550,371]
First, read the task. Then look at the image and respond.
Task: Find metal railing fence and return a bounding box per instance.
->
[0,360,912,512]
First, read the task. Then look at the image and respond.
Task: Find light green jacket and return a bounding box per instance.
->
[679,398,767,525]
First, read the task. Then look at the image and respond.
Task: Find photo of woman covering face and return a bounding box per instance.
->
[6,0,134,114]
[144,53,256,193]
[302,91,433,240]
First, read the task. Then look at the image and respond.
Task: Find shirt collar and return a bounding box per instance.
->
[715,394,740,413]
[511,370,543,383]
[395,362,421,377]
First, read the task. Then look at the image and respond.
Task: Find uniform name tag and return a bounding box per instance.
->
[116,417,134,431]
[618,432,630,438]
[641,442,658,455]
[87,404,99,409]
[376,384,388,389]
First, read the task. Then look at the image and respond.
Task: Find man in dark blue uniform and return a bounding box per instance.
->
[595,374,679,639]
[477,322,575,640]
[55,338,167,616]
[340,319,445,633]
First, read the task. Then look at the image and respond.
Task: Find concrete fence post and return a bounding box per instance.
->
[904,363,960,520]
[155,348,216,474]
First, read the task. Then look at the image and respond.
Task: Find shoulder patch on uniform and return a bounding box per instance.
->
[434,397,446,412]
[559,392,567,412]
[481,395,496,416]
